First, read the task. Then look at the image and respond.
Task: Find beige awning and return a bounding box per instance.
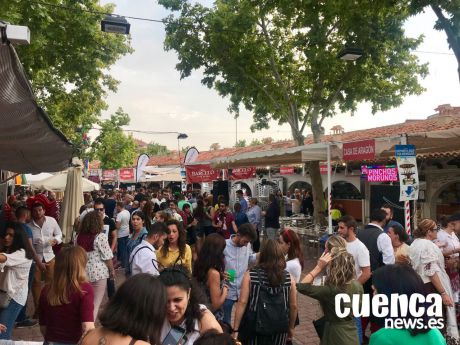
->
[141,166,182,182]
[0,44,73,173]
[30,171,100,192]
[211,143,342,168]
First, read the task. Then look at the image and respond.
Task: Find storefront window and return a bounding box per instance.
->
[331,181,361,199]
[436,182,460,217]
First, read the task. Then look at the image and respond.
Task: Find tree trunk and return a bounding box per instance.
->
[292,128,327,226]
[308,160,327,226]
[431,4,460,83]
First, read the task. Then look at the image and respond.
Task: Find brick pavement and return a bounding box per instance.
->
[13,259,322,345]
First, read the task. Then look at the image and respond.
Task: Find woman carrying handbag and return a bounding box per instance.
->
[0,222,33,340]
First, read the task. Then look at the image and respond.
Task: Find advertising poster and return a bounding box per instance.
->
[395,145,419,201]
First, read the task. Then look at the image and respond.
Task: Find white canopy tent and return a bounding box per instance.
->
[140,166,182,182]
[30,171,100,192]
[211,142,343,233]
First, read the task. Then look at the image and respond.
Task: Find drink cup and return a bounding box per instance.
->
[227,269,236,283]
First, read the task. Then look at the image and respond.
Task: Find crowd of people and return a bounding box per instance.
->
[0,186,459,345]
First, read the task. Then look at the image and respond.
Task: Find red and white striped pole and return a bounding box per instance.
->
[405,200,411,235]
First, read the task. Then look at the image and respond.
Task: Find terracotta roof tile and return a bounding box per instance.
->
[90,106,460,168]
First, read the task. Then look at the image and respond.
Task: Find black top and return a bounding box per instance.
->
[265,201,280,228]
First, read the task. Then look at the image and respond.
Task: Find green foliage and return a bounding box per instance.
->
[410,0,460,81]
[159,0,428,224]
[159,0,427,144]
[140,142,171,156]
[181,145,191,153]
[234,139,246,147]
[209,143,220,151]
[91,108,137,169]
[2,0,133,149]
[249,138,262,146]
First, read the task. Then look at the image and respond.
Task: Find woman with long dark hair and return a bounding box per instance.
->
[159,266,222,344]
[157,220,192,273]
[278,229,304,283]
[77,211,114,319]
[193,233,228,321]
[233,239,297,345]
[80,274,167,345]
[125,211,149,276]
[369,264,446,345]
[39,246,94,344]
[0,222,33,340]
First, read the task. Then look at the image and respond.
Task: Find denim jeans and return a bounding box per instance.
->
[16,262,35,322]
[0,299,24,339]
[355,316,363,345]
[223,299,236,325]
[265,227,278,240]
[117,236,129,269]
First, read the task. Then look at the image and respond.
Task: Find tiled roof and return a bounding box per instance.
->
[134,138,148,147]
[89,104,460,168]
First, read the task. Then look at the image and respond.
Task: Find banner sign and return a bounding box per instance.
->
[88,169,100,177]
[230,167,256,180]
[184,147,199,165]
[186,164,221,183]
[320,164,331,175]
[280,166,295,175]
[88,175,100,183]
[102,169,117,180]
[119,168,135,181]
[395,145,419,201]
[343,139,375,161]
[361,165,398,182]
[136,153,150,182]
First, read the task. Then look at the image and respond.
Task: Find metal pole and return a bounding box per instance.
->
[177,139,181,167]
[327,144,332,234]
[235,117,238,146]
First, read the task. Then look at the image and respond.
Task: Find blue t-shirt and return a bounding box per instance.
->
[23,223,33,239]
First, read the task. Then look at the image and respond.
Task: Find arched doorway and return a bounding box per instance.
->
[288,181,312,193]
[434,181,460,219]
[232,181,252,197]
[326,181,363,221]
[331,181,361,199]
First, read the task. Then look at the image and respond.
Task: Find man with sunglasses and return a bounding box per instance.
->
[212,200,238,239]
[93,198,117,253]
[90,198,118,298]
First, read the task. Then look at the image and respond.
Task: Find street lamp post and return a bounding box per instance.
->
[177,133,188,166]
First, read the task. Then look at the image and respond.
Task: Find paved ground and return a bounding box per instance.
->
[13,252,322,345]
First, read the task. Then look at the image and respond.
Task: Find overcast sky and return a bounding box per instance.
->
[97,1,459,152]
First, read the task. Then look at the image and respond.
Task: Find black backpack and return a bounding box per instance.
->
[255,269,290,335]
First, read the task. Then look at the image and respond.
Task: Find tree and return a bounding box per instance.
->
[91,108,137,169]
[410,0,460,82]
[210,143,221,151]
[3,1,132,150]
[159,0,427,224]
[181,146,192,153]
[249,138,262,146]
[262,137,274,145]
[140,142,171,156]
[234,139,246,147]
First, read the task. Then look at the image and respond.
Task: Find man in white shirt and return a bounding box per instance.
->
[129,222,168,276]
[357,209,395,339]
[28,202,62,315]
[115,201,131,269]
[337,215,371,285]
